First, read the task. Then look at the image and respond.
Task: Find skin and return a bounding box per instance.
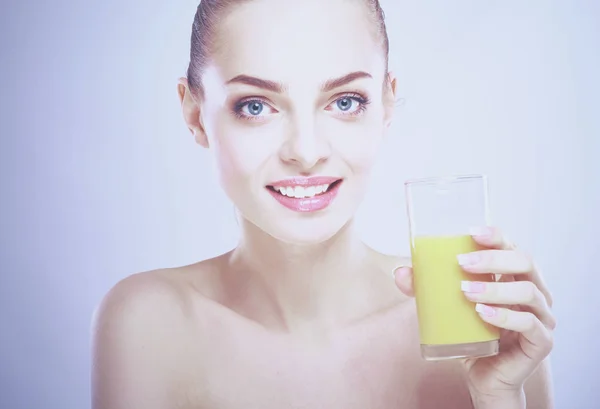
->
[91,0,555,408]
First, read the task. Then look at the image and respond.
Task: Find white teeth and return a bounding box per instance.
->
[272,183,335,198]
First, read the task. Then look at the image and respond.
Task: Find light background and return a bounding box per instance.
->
[1,0,598,408]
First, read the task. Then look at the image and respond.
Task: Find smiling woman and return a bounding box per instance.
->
[180,3,396,246]
[90,0,555,408]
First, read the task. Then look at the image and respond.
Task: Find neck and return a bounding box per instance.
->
[228,218,376,332]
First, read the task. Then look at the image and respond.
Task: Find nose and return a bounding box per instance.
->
[278,117,331,170]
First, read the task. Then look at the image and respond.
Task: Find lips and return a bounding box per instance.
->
[266,176,343,212]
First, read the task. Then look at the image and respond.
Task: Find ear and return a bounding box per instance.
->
[383,71,397,129]
[177,77,209,148]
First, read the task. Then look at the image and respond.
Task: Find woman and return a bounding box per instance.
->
[91,0,555,408]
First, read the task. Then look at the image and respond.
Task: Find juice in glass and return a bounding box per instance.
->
[412,235,499,346]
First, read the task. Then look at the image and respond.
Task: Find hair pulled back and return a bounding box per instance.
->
[187,0,389,98]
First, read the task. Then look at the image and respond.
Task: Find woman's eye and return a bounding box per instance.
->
[234,99,276,120]
[328,95,370,116]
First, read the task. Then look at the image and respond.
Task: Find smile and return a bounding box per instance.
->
[270,183,337,198]
[266,177,343,212]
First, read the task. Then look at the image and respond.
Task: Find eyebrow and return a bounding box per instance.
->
[226,75,284,93]
[225,71,373,93]
[322,71,373,92]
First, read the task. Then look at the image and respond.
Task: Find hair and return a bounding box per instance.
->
[186,0,390,99]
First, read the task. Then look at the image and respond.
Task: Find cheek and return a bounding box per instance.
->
[213,137,255,190]
[328,116,386,172]
[207,114,274,189]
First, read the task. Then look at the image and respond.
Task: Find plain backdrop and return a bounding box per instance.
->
[1,0,598,408]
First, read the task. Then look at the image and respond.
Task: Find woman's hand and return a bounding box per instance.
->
[393,226,555,405]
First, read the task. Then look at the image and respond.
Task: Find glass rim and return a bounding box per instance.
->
[404,173,487,187]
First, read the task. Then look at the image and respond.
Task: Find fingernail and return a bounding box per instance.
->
[475,303,497,317]
[461,281,486,293]
[392,266,406,280]
[457,253,480,266]
[470,226,493,238]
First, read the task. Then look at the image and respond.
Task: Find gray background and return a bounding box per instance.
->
[1,0,598,408]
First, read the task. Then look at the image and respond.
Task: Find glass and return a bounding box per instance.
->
[405,174,500,361]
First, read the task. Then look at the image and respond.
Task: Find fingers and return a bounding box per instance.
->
[461,280,556,329]
[470,226,516,250]
[461,226,554,308]
[457,249,533,275]
[475,304,554,361]
[529,262,553,309]
[392,266,414,297]
[461,250,554,308]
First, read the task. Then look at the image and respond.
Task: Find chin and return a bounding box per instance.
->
[270,222,346,245]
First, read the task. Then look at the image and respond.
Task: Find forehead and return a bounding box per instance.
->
[209,0,386,87]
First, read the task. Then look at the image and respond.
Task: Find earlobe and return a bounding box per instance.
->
[177,79,186,105]
[177,77,209,148]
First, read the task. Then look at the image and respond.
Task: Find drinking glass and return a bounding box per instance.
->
[405,174,500,361]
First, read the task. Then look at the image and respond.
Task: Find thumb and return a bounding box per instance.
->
[392,266,415,297]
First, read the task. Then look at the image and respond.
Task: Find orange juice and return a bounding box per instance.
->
[411,235,500,345]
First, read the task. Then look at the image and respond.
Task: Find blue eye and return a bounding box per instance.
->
[336,97,354,111]
[246,101,264,116]
[329,94,370,116]
[233,99,274,120]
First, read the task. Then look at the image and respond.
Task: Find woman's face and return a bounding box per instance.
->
[193,0,395,244]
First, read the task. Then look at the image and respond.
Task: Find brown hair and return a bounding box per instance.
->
[186,0,390,99]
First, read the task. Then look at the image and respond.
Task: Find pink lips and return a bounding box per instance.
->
[266,176,343,213]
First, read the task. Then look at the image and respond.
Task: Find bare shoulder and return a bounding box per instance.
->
[91,255,228,409]
[92,263,207,333]
[94,270,185,318]
[92,254,229,349]
[92,251,230,324]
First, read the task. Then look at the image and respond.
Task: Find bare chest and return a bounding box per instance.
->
[176,308,474,409]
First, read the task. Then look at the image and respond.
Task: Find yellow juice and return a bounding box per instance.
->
[411,235,500,345]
